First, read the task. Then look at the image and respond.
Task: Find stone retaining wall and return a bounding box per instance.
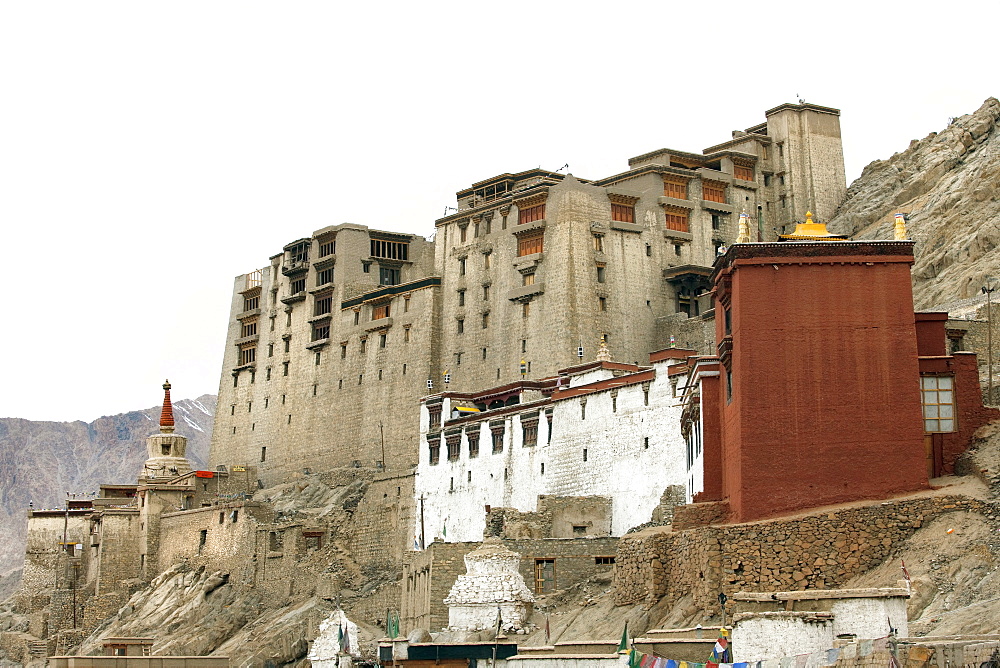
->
[614,494,998,614]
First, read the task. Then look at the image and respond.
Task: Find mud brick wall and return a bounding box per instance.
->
[615,495,998,614]
[348,472,415,569]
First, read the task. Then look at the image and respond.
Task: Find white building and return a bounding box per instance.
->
[414,349,693,544]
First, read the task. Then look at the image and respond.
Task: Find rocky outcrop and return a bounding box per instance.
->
[829,97,1000,308]
[0,395,216,585]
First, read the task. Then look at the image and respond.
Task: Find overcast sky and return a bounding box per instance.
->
[1,1,996,422]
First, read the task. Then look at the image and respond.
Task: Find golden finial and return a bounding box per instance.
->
[894,213,908,240]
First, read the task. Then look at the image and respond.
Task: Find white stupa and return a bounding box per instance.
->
[443,538,535,632]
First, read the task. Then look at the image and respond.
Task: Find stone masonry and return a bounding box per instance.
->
[210,103,847,484]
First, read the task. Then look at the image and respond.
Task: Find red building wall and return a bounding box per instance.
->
[713,242,929,523]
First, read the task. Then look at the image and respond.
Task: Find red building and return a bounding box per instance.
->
[680,216,998,524]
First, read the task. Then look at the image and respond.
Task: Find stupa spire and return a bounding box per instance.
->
[160,380,175,433]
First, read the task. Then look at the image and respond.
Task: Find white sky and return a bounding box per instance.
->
[1,1,996,421]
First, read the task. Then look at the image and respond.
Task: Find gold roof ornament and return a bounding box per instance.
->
[777,211,849,241]
[894,213,909,240]
[735,211,753,244]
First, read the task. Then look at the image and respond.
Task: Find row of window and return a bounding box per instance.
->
[427,418,549,465]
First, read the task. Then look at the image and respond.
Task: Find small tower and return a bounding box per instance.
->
[140,380,193,481]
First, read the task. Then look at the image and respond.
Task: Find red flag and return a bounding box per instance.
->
[901,559,911,582]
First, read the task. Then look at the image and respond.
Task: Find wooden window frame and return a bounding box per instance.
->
[663,177,688,200]
[702,180,726,203]
[734,164,754,181]
[372,302,391,320]
[518,203,545,225]
[517,231,544,257]
[611,203,634,223]
[921,375,956,433]
[664,207,690,233]
[370,238,409,261]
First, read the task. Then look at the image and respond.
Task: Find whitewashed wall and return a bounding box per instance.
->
[733,613,835,663]
[414,359,688,543]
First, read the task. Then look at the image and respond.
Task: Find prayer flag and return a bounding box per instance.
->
[618,623,629,652]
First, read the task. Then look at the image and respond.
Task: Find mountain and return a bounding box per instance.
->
[0,395,216,582]
[829,97,1000,309]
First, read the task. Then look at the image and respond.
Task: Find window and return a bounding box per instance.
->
[354,310,360,326]
[370,238,409,261]
[522,302,530,318]
[319,239,335,257]
[702,181,726,203]
[458,290,465,306]
[761,144,769,160]
[428,436,441,465]
[317,267,334,286]
[483,285,490,300]
[283,361,289,376]
[596,265,606,283]
[523,421,538,447]
[303,531,324,550]
[595,556,616,566]
[379,266,401,286]
[459,258,466,275]
[446,433,461,461]
[455,352,462,366]
[284,338,291,353]
[239,344,256,366]
[468,429,479,458]
[268,343,274,358]
[534,559,555,594]
[491,425,504,453]
[243,293,260,311]
[522,273,535,286]
[763,173,773,187]
[663,177,688,200]
[360,337,367,353]
[777,142,784,158]
[457,319,464,334]
[315,293,332,316]
[363,262,371,273]
[921,376,956,432]
[518,203,545,224]
[379,333,386,348]
[593,234,604,252]
[312,321,330,341]
[340,342,347,358]
[372,302,390,320]
[611,203,634,223]
[780,195,787,208]
[517,231,544,256]
[778,173,786,186]
[460,225,468,243]
[482,312,490,329]
[291,278,306,294]
[241,319,258,338]
[521,339,527,353]
[583,448,588,462]
[404,327,411,343]
[665,207,690,232]
[712,214,722,230]
[483,252,491,270]
[599,296,607,311]
[734,164,754,181]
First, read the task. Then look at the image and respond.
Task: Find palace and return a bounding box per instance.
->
[209,102,848,484]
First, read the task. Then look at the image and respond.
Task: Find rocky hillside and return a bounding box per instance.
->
[0,395,216,582]
[829,97,1000,309]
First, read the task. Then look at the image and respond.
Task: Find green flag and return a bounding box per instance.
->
[617,622,629,652]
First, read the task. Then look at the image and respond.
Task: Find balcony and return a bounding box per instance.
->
[282,259,310,277]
